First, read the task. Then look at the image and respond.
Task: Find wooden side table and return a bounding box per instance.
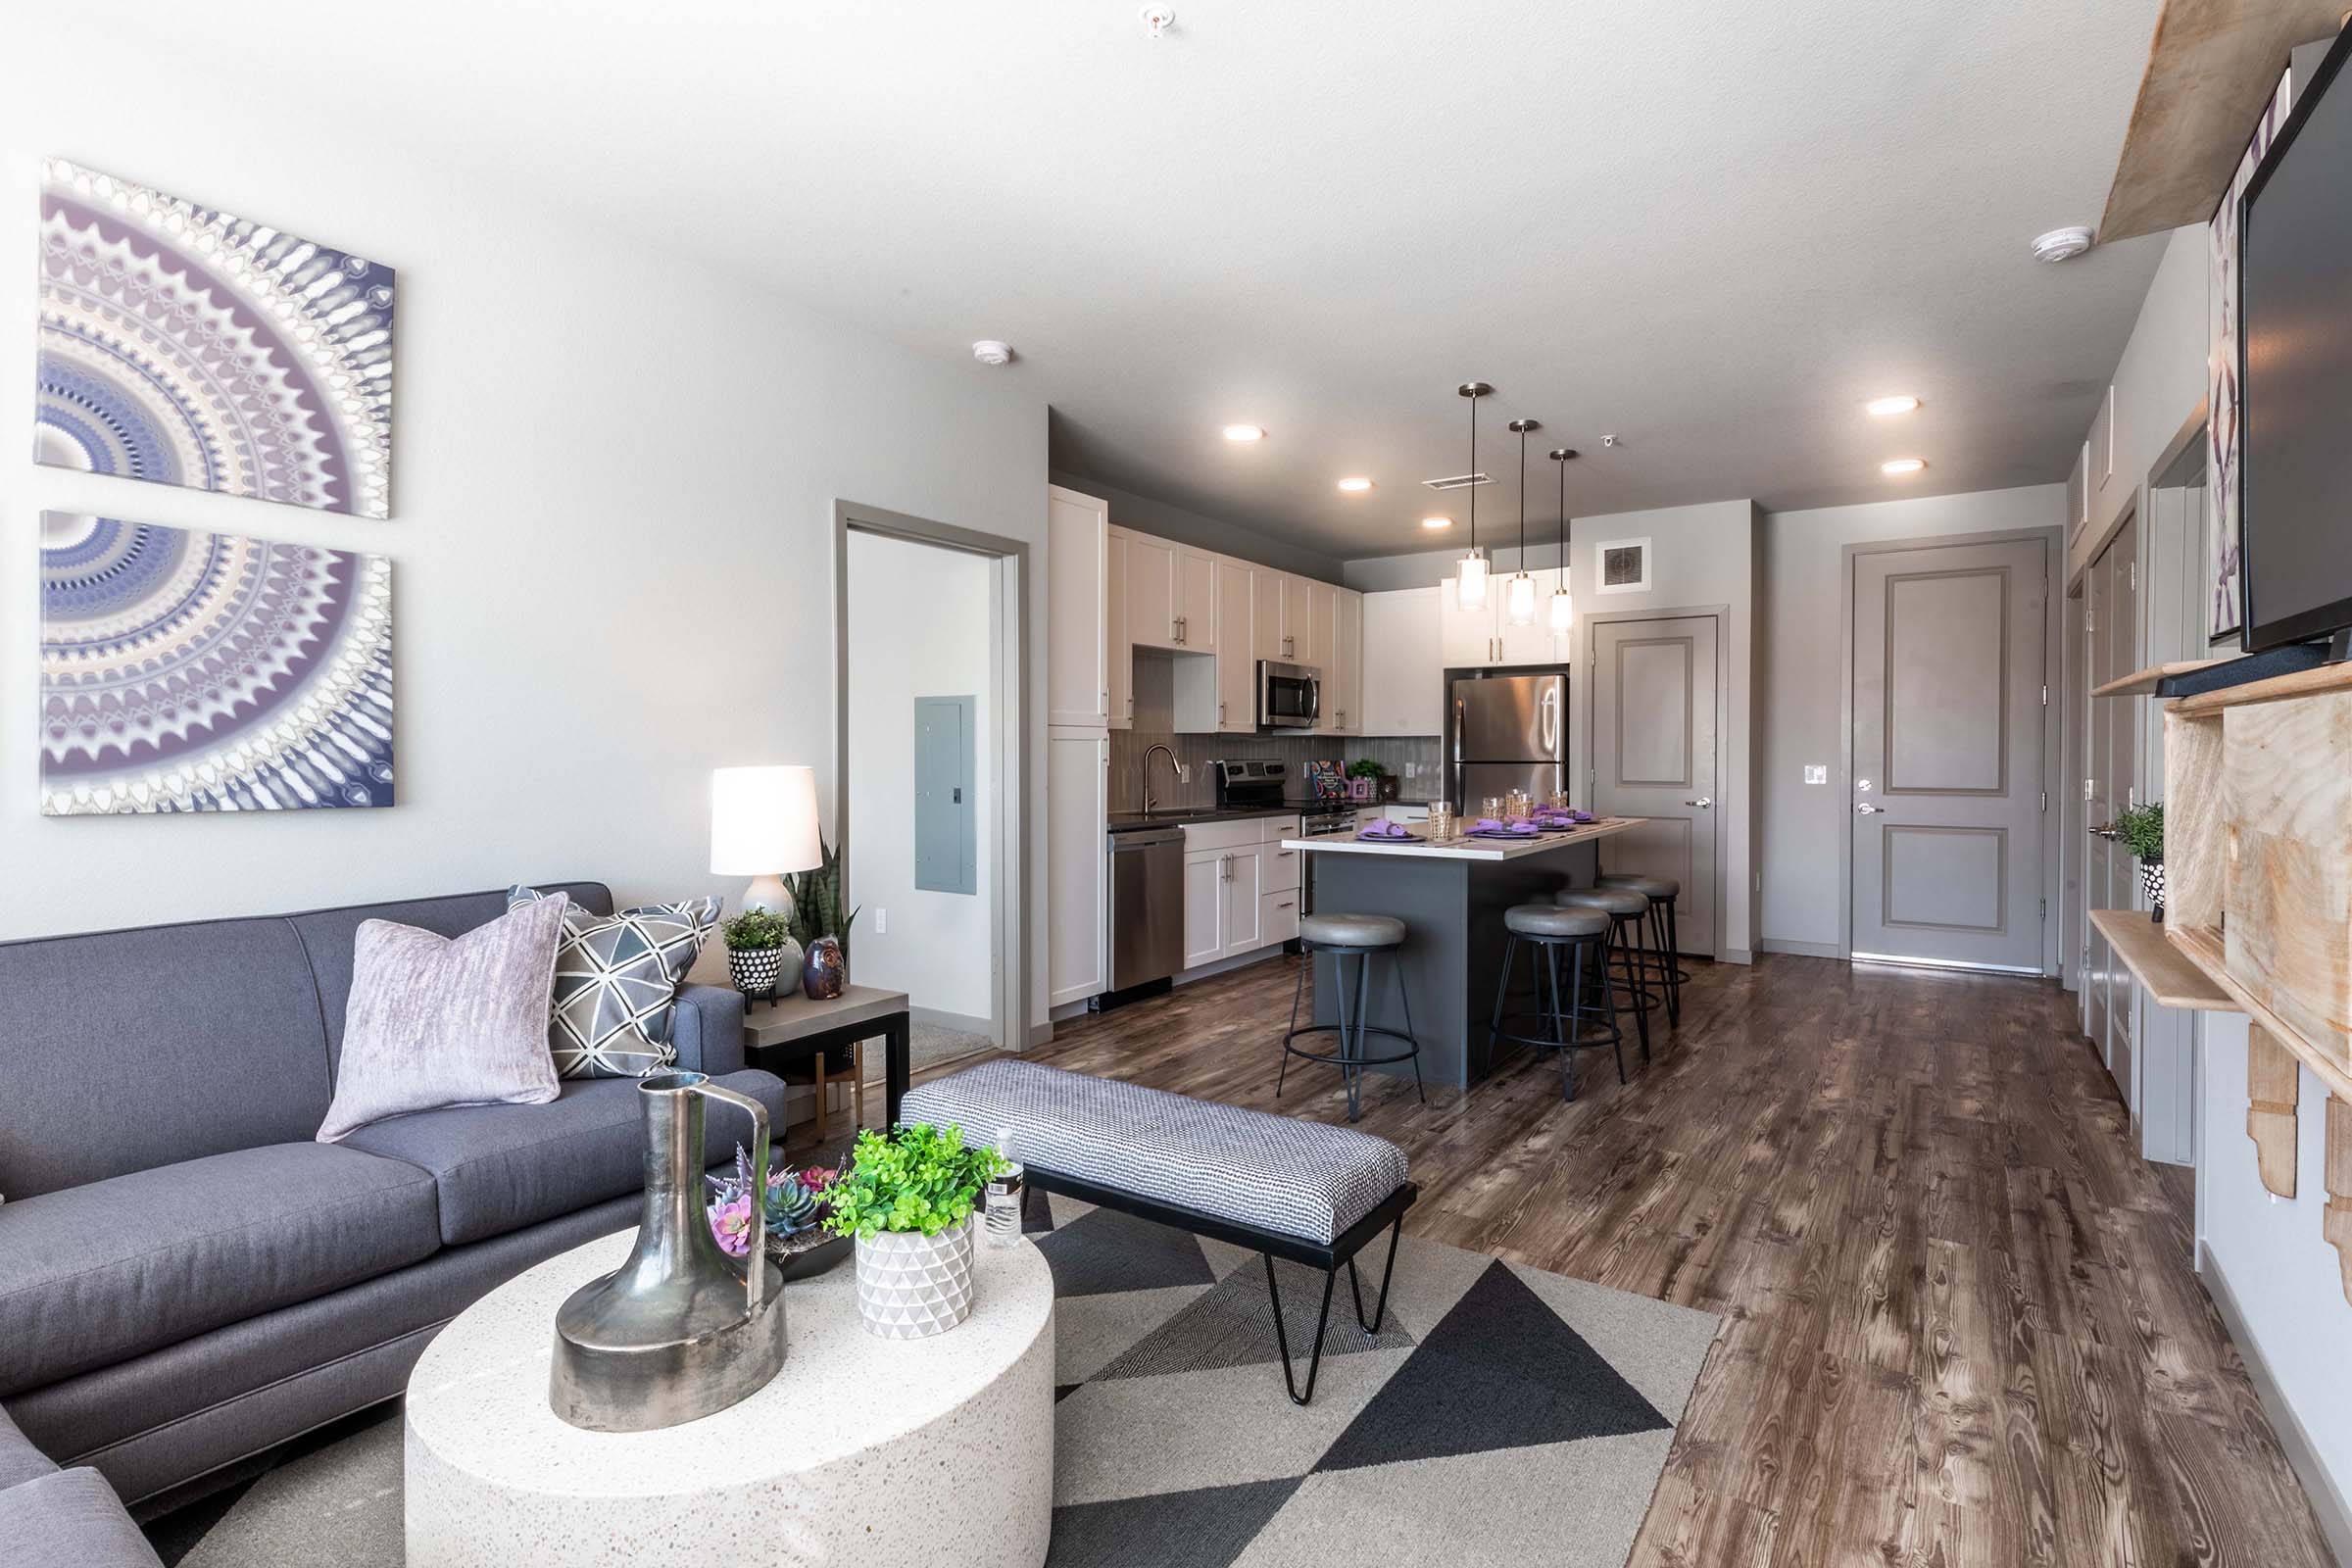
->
[741,985,912,1142]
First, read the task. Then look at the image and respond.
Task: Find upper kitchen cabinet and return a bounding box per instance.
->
[1439,569,1570,668]
[1250,568,1285,662]
[1440,574,1496,666]
[1317,586,1362,734]
[1106,526,1133,730]
[1360,587,1443,735]
[1126,532,1217,654]
[1280,572,1315,664]
[1213,559,1258,733]
[1300,579,1335,670]
[1047,485,1109,729]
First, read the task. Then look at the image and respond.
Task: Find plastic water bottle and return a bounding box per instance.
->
[984,1133,1025,1247]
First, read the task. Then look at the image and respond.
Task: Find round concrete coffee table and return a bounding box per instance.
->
[405,1227,1054,1567]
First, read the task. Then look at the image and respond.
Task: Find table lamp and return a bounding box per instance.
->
[710,764,821,916]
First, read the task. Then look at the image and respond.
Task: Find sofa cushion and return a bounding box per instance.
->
[0,1144,441,1396]
[287,883,612,1067]
[509,888,715,1078]
[0,1402,57,1490]
[0,1467,163,1567]
[0,918,332,1200]
[342,1067,788,1246]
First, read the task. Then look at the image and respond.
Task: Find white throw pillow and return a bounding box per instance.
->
[317,895,567,1143]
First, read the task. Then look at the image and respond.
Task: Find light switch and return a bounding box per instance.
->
[1803,764,1828,785]
[874,907,888,935]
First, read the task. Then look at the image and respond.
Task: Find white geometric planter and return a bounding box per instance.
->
[855,1219,977,1340]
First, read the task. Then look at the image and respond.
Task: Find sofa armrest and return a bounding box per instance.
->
[0,1403,59,1492]
[0,1467,164,1568]
[670,985,747,1076]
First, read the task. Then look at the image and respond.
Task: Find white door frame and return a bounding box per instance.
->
[1837,527,2064,975]
[1580,603,1730,959]
[833,500,1032,1054]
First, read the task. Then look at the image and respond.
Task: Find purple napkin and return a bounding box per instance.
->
[1356,818,1414,841]
[1472,818,1538,836]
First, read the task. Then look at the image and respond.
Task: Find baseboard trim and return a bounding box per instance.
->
[2199,1240,2352,1565]
[909,1004,994,1038]
[1757,938,1842,960]
[1027,1020,1056,1049]
[1719,947,1754,966]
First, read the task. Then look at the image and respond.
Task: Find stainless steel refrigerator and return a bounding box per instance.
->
[1451,671,1567,809]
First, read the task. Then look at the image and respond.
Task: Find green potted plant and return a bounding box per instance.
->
[1345,758,1395,804]
[721,907,800,1003]
[824,1123,1005,1339]
[2115,801,2166,922]
[785,835,860,1000]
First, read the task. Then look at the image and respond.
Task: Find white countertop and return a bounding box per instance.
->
[1283,816,1643,861]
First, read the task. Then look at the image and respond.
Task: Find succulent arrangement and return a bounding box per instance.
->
[821,1123,1005,1240]
[720,907,793,952]
[705,1145,842,1258]
[784,834,860,962]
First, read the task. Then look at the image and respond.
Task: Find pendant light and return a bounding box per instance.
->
[1455,382,1492,611]
[1505,417,1542,625]
[1547,447,1578,634]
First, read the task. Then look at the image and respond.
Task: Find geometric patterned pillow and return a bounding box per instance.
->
[507,888,715,1078]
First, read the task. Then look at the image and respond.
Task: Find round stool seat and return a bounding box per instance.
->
[1597,872,1680,900]
[1504,903,1610,940]
[1299,911,1405,949]
[1555,887,1648,918]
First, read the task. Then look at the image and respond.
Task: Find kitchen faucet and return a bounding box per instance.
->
[1142,744,1191,814]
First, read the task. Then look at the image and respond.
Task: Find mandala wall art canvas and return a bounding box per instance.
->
[39,513,395,815]
[35,159,394,518]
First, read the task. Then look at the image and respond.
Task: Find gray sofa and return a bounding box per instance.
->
[0,882,782,1531]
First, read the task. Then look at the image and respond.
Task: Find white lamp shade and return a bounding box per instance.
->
[1505,571,1538,625]
[1456,551,1490,610]
[710,765,822,875]
[1548,586,1576,633]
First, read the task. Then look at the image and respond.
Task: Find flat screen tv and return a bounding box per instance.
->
[2238,23,2352,655]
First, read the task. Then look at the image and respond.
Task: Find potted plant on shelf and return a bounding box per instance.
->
[823,1123,1005,1339]
[785,835,859,1001]
[1346,759,1396,804]
[721,908,800,1004]
[707,1148,850,1280]
[2116,801,2166,922]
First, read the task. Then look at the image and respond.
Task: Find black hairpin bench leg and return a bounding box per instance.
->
[1263,1213,1403,1405]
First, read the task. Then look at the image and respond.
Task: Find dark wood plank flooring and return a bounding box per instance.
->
[975,950,2332,1568]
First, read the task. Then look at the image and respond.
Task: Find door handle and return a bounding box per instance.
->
[1854,803,1884,813]
[1683,797,1714,808]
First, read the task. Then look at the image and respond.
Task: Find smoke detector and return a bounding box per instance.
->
[1139,4,1175,38]
[971,340,1014,367]
[2031,226,2094,263]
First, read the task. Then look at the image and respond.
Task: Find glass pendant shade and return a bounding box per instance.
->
[1548,585,1576,633]
[1457,549,1490,610]
[1505,570,1538,625]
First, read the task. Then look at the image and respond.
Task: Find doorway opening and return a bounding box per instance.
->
[836,502,1030,1078]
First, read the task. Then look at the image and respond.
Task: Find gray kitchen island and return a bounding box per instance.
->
[1283,817,1645,1090]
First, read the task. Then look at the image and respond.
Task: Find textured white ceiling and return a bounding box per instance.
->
[76,0,2170,557]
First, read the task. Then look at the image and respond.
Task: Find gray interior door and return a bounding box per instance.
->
[1850,538,2047,971]
[1592,615,1719,956]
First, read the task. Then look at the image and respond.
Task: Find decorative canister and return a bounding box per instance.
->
[854,1218,976,1339]
[2141,859,2166,923]
[802,935,847,1001]
[728,941,800,1004]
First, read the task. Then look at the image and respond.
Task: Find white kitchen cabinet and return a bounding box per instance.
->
[1127,532,1179,650]
[1497,567,1567,665]
[1280,573,1315,663]
[1262,839,1302,894]
[1261,887,1301,947]
[1440,574,1496,666]
[1222,847,1263,953]
[1251,567,1285,662]
[1177,547,1216,654]
[1441,570,1570,667]
[1106,528,1133,730]
[1361,587,1443,736]
[1320,587,1362,734]
[1303,579,1336,671]
[1213,558,1258,733]
[1047,486,1109,729]
[1180,820,1295,968]
[1181,850,1225,970]
[1046,731,1108,1006]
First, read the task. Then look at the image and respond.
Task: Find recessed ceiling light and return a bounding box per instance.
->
[1337,476,1374,493]
[1865,395,1920,416]
[1882,458,1927,475]
[1421,515,1452,530]
[1222,424,1265,442]
[2031,226,2094,263]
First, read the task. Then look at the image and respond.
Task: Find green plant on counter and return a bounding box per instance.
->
[784,834,860,961]
[2115,801,2165,863]
[721,907,793,952]
[821,1123,1004,1240]
[1345,759,1387,780]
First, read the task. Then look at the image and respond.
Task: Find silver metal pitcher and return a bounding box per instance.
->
[549,1071,788,1431]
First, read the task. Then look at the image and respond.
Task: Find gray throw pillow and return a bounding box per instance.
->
[508,887,714,1078]
[317,895,567,1143]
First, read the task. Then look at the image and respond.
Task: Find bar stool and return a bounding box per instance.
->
[1281,912,1425,1122]
[1596,872,1684,1023]
[1553,886,1657,1063]
[1485,903,1622,1101]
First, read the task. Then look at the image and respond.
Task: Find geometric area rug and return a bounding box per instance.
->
[144,1192,1719,1568]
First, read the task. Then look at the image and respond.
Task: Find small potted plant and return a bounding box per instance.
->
[2116,801,2166,922]
[707,1147,848,1281]
[721,908,801,1003]
[823,1123,1005,1339]
[1346,759,1396,804]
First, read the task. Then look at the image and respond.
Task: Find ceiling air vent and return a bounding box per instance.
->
[1421,472,1492,492]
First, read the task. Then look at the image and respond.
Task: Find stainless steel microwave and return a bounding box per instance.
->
[1257,661,1321,730]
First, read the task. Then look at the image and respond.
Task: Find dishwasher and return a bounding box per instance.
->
[1104,824,1185,1002]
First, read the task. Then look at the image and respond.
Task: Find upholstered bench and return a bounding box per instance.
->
[902,1059,1417,1403]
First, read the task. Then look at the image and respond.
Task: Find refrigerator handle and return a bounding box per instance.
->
[1540,681,1559,757]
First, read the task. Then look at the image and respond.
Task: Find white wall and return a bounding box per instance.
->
[1757,486,2066,953]
[0,27,1051,977]
[845,534,995,1021]
[2073,224,2212,583]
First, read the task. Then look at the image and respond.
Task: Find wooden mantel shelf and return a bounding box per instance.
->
[2170,659,2352,715]
[2089,909,2233,1009]
[2090,659,2221,699]
[2166,923,2352,1104]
